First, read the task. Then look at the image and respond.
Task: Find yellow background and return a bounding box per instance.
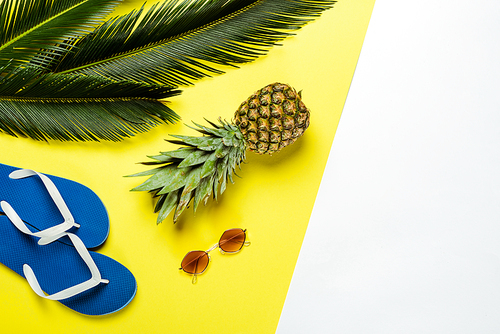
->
[0,0,374,333]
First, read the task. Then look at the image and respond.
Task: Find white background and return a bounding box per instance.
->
[277,0,500,332]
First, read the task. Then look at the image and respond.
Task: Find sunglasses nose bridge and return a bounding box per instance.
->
[181,229,249,283]
[206,243,218,253]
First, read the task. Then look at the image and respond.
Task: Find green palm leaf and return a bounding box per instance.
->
[0,65,180,141]
[0,0,120,71]
[50,0,337,86]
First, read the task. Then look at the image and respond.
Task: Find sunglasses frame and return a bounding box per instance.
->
[180,228,250,284]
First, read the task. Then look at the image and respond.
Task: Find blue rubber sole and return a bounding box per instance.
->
[0,163,109,249]
[0,216,136,316]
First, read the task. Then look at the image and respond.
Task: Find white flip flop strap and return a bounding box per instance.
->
[8,169,80,244]
[1,201,46,237]
[1,201,64,245]
[23,233,109,301]
[0,204,109,300]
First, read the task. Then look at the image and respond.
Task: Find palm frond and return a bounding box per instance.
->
[0,0,120,71]
[50,0,336,86]
[0,65,181,141]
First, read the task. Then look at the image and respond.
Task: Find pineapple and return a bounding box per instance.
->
[234,82,310,154]
[129,83,310,223]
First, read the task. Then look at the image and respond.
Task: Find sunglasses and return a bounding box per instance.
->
[180,228,250,284]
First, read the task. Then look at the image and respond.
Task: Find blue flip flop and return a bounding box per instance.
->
[0,163,109,248]
[0,203,136,316]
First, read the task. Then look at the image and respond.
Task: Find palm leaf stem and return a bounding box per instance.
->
[49,0,337,86]
[0,0,121,71]
[0,66,180,141]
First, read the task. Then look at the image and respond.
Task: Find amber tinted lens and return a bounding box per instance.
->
[181,251,209,274]
[219,228,246,253]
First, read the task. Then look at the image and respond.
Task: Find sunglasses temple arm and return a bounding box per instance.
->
[178,266,199,284]
[191,259,202,284]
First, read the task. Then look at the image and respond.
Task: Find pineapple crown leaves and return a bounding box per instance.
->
[0,0,120,72]
[47,0,337,86]
[128,118,247,224]
[0,64,181,141]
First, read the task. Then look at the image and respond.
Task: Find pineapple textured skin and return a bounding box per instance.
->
[234,82,310,154]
